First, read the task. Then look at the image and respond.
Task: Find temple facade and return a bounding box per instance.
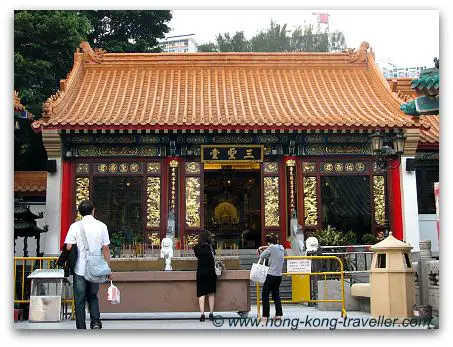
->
[34,41,431,255]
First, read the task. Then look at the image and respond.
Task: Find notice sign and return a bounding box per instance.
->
[287,259,312,274]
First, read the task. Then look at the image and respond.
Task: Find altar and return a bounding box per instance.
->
[99,270,251,315]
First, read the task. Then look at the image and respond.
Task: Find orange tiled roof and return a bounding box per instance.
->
[386,78,417,102]
[40,41,424,131]
[419,115,439,144]
[14,171,47,194]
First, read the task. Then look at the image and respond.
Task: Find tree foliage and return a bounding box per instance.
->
[199,21,347,53]
[80,10,172,53]
[14,10,91,116]
[14,10,172,170]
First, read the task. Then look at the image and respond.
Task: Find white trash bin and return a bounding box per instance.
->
[27,269,69,322]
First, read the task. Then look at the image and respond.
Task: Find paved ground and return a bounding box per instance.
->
[14,305,432,330]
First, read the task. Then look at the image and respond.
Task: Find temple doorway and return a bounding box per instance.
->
[204,165,261,249]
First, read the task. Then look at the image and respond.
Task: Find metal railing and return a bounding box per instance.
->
[320,245,373,272]
[255,255,346,319]
[13,257,74,320]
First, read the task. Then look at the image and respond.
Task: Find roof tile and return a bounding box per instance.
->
[42,42,420,130]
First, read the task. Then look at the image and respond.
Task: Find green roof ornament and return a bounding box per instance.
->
[401,57,439,116]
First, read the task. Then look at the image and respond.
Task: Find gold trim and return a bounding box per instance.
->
[264,162,279,174]
[75,177,90,221]
[185,177,201,227]
[185,162,201,174]
[264,177,280,227]
[147,162,161,173]
[303,176,318,226]
[373,176,386,226]
[303,162,316,173]
[146,177,161,227]
[288,165,296,211]
[201,144,264,163]
[285,159,296,167]
[203,163,261,170]
[170,160,179,168]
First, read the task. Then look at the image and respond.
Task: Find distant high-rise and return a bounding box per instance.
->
[378,59,426,78]
[158,34,198,53]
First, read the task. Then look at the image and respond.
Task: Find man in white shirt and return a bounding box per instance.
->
[64,200,111,329]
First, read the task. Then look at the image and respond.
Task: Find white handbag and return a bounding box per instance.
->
[250,258,269,284]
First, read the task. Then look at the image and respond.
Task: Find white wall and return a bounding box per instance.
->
[44,158,62,255]
[419,214,438,253]
[401,156,420,251]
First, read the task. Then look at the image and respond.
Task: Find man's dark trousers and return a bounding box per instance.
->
[73,274,101,329]
[262,274,283,318]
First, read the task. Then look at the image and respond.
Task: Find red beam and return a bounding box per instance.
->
[389,160,403,240]
[60,160,73,249]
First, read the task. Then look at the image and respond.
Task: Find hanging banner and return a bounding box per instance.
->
[434,182,439,239]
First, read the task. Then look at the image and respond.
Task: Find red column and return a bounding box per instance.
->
[279,158,288,245]
[60,160,73,249]
[389,160,404,240]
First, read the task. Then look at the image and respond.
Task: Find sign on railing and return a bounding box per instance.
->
[287,259,312,274]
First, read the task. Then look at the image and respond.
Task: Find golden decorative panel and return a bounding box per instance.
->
[356,162,365,172]
[146,177,161,228]
[335,163,344,172]
[148,233,160,247]
[345,163,355,172]
[264,177,280,227]
[285,159,296,167]
[324,163,334,172]
[303,162,315,173]
[185,162,201,174]
[170,166,177,212]
[288,165,296,212]
[373,176,386,226]
[147,162,161,174]
[75,177,90,221]
[303,177,318,226]
[185,177,201,228]
[264,162,279,174]
[76,163,89,174]
[185,234,200,248]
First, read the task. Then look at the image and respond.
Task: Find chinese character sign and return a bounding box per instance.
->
[201,145,263,163]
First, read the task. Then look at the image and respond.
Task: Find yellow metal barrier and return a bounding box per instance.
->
[256,255,347,319]
[13,257,75,320]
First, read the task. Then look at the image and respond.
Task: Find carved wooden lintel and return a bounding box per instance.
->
[403,128,421,156]
[42,129,62,159]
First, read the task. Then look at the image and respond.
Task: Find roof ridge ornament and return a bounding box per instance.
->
[347,41,370,63]
[80,41,106,64]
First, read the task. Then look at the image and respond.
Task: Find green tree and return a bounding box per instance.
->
[14,10,172,170]
[80,10,172,53]
[198,42,217,52]
[251,21,290,52]
[201,21,347,53]
[215,31,250,52]
[14,10,91,116]
[330,30,347,52]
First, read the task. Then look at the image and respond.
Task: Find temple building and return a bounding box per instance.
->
[33,41,433,255]
[394,61,440,253]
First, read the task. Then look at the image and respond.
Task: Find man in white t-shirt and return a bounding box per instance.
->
[64,200,111,330]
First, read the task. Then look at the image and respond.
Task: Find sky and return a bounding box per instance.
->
[167,9,439,68]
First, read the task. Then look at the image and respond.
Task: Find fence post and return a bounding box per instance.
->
[418,240,433,306]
